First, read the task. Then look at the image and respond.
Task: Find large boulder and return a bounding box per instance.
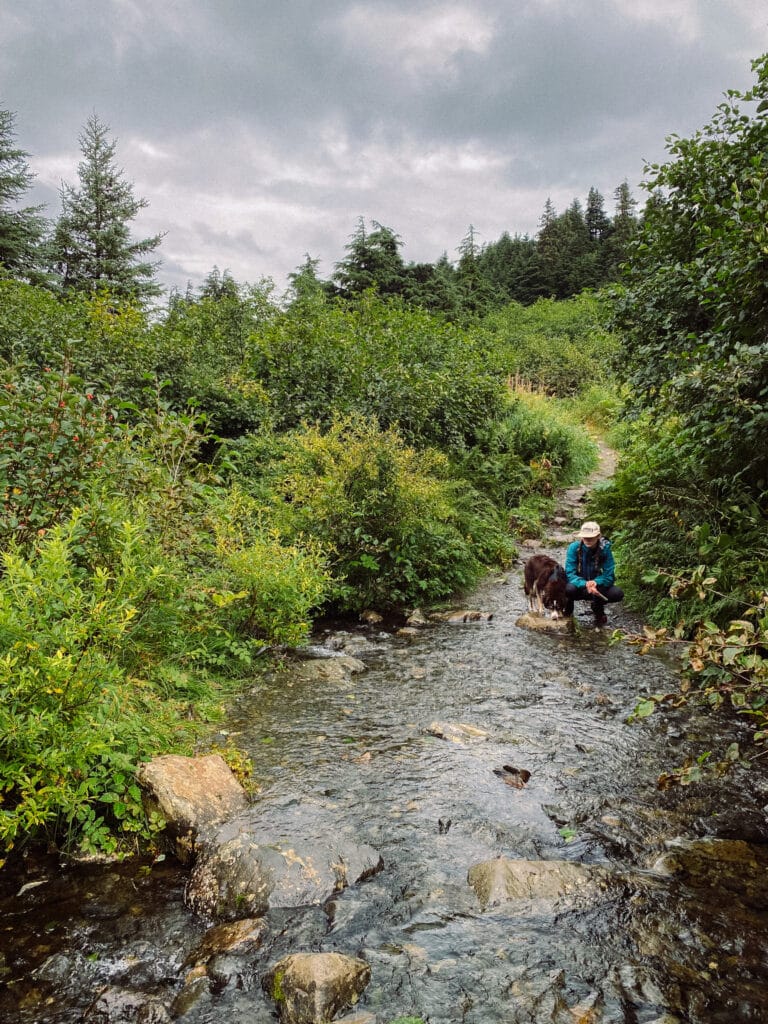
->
[186,829,383,922]
[263,952,371,1024]
[136,754,249,864]
[467,856,610,910]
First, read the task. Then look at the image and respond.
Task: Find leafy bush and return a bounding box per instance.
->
[252,293,505,449]
[0,364,119,550]
[482,293,619,396]
[589,418,768,628]
[0,512,194,857]
[232,416,512,611]
[205,487,332,647]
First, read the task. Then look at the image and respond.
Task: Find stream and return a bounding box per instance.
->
[1,554,768,1022]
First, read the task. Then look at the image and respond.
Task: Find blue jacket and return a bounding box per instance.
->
[565,538,616,589]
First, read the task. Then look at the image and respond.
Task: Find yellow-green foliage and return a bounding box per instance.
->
[234,415,510,611]
[208,488,332,647]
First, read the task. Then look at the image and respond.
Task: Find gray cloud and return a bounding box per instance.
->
[2,0,766,293]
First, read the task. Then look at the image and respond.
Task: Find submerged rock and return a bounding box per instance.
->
[186,831,383,922]
[183,917,267,967]
[516,612,573,633]
[651,837,768,908]
[263,952,371,1024]
[430,609,494,623]
[292,657,367,684]
[425,721,489,743]
[467,856,611,910]
[136,754,249,864]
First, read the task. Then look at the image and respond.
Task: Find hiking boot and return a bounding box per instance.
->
[594,613,608,627]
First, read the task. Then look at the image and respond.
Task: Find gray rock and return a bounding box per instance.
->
[467,856,611,910]
[136,754,249,865]
[263,952,371,1024]
[186,830,383,922]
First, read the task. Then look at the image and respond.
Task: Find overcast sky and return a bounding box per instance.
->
[2,1,767,296]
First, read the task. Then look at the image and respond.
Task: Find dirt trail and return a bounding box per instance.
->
[540,437,617,547]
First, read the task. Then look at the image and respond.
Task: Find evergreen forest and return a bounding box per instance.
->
[0,55,766,859]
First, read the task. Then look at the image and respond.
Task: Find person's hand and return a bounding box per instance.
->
[586,580,599,595]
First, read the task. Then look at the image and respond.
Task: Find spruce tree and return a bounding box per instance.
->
[51,114,163,300]
[0,108,47,281]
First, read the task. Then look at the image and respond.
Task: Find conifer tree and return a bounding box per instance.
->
[332,218,405,298]
[51,114,163,300]
[0,108,47,280]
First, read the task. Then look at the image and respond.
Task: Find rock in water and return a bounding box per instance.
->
[263,952,371,1024]
[467,856,610,910]
[516,612,573,633]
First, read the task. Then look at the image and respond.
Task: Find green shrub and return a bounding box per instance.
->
[482,292,619,396]
[0,512,195,857]
[0,364,120,551]
[234,416,511,611]
[205,487,332,647]
[589,417,768,628]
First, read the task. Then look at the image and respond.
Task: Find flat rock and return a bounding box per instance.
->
[651,837,768,908]
[425,721,489,743]
[430,610,494,624]
[516,612,573,633]
[292,657,367,684]
[467,856,611,910]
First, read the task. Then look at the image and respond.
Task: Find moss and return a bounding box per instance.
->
[271,968,285,1003]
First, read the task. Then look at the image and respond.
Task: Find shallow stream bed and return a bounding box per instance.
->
[1,567,767,1023]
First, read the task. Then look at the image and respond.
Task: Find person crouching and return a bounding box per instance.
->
[564,521,624,626]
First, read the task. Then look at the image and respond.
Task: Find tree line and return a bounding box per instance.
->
[1,108,640,314]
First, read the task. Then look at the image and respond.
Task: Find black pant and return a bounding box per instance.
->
[564,583,624,618]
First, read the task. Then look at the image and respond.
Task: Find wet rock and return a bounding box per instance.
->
[169,971,211,1019]
[430,609,494,623]
[396,626,420,637]
[263,952,371,1024]
[424,721,489,743]
[186,831,383,922]
[292,657,367,684]
[84,986,172,1022]
[467,856,610,910]
[360,609,383,625]
[650,837,768,908]
[137,754,248,865]
[183,917,266,967]
[406,608,429,626]
[515,612,573,633]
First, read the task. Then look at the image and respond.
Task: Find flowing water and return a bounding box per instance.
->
[1,564,768,1023]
